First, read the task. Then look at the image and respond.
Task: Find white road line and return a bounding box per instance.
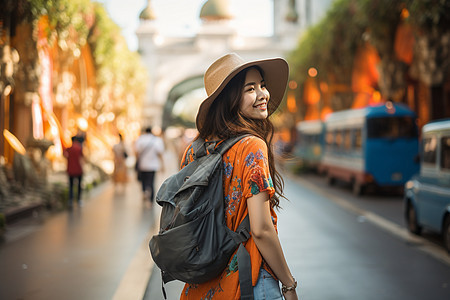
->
[112,217,159,300]
[288,174,450,266]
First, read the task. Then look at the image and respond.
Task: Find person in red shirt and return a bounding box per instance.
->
[64,136,84,209]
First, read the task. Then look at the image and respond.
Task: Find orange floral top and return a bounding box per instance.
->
[179,136,278,300]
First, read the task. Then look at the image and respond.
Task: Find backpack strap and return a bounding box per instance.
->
[233,214,251,243]
[192,138,219,159]
[216,135,250,155]
[237,243,254,299]
[232,214,253,299]
[193,135,250,159]
[192,138,207,159]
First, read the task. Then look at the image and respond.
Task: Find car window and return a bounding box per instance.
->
[423,136,437,164]
[441,136,450,170]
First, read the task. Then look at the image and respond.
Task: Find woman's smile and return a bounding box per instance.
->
[253,101,267,110]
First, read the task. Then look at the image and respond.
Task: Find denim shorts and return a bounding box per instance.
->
[253,268,283,300]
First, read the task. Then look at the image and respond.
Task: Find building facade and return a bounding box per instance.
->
[136,0,333,129]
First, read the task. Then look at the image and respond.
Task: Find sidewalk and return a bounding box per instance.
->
[112,143,181,300]
[0,145,179,300]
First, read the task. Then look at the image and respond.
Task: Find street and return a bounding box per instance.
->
[278,173,450,300]
[1,165,450,300]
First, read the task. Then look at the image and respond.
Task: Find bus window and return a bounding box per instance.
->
[441,137,450,170]
[367,117,417,139]
[354,129,362,150]
[344,130,351,151]
[326,131,334,149]
[335,131,343,150]
[423,137,437,164]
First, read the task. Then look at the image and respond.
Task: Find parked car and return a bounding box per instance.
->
[404,119,450,253]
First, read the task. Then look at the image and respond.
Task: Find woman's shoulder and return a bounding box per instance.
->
[233,135,267,151]
[180,142,195,168]
[225,135,268,161]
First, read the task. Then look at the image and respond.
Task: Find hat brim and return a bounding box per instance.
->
[196,57,289,130]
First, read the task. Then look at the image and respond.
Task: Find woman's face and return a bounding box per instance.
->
[239,68,270,120]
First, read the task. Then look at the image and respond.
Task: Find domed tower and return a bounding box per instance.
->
[139,0,156,21]
[199,0,233,21]
[197,0,236,53]
[136,0,160,52]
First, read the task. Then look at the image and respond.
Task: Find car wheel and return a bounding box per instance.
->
[407,203,422,235]
[443,216,450,254]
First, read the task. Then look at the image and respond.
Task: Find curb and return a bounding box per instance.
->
[112,218,159,300]
[3,203,45,224]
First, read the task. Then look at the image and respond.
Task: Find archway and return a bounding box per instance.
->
[162,75,206,129]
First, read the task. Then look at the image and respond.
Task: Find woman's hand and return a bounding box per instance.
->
[283,289,298,300]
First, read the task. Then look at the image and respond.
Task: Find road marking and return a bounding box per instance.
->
[113,151,179,300]
[288,174,450,266]
[112,217,159,300]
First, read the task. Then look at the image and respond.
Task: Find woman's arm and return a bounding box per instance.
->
[247,191,298,300]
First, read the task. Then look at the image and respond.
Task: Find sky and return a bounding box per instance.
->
[97,0,273,51]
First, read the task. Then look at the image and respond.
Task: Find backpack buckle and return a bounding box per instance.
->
[205,141,218,154]
[240,228,251,240]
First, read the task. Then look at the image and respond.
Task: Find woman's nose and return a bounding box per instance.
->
[257,88,269,100]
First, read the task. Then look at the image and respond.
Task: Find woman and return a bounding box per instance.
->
[180,53,298,299]
[112,133,128,188]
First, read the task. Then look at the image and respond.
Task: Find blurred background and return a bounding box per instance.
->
[0,1,449,299]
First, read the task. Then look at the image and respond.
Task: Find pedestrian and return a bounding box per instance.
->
[112,133,129,191]
[64,136,84,209]
[134,127,164,206]
[179,53,298,299]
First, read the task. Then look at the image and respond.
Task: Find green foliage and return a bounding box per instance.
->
[289,0,366,86]
[88,3,148,115]
[288,0,450,100]
[358,0,404,54]
[28,0,92,45]
[25,0,148,121]
[408,0,450,33]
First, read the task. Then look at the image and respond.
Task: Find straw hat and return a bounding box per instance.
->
[196,53,289,130]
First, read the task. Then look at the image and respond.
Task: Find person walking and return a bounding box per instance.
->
[179,53,298,299]
[134,127,164,206]
[64,136,84,209]
[112,133,129,192]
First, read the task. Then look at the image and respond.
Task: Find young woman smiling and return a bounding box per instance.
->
[180,53,298,300]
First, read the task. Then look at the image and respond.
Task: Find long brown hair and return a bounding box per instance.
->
[198,67,284,208]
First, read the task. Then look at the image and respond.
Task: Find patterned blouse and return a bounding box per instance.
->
[179,135,278,300]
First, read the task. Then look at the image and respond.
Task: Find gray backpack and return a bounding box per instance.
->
[149,135,254,299]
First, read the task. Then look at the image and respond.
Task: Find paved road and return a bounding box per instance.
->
[145,172,450,300]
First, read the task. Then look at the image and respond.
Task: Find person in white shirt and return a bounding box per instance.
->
[135,127,165,205]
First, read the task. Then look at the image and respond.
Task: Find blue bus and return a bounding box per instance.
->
[294,120,325,171]
[320,102,420,195]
